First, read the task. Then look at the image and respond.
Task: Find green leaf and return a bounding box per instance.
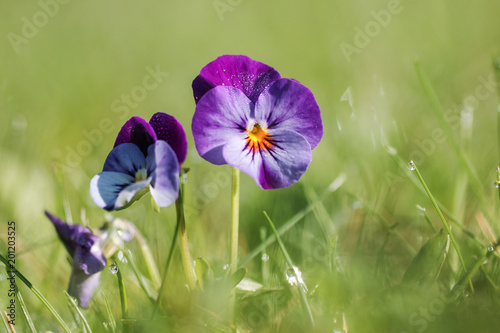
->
[229,268,247,289]
[195,258,213,291]
[402,229,450,286]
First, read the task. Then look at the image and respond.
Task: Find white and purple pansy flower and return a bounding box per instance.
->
[192,55,323,189]
[45,211,106,308]
[90,113,187,211]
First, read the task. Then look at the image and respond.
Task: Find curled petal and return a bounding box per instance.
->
[222,129,312,189]
[149,112,188,165]
[192,55,281,104]
[90,171,150,211]
[114,117,157,156]
[146,141,180,207]
[192,86,252,165]
[255,79,323,150]
[103,143,147,174]
[45,211,99,257]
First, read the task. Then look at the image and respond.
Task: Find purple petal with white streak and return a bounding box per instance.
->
[146,141,180,207]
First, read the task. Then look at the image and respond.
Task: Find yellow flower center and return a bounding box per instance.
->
[246,123,273,152]
[135,168,148,181]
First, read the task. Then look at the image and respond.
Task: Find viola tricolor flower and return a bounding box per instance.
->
[90,113,187,211]
[192,55,323,189]
[45,211,106,308]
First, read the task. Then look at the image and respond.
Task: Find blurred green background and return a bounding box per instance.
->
[1,0,500,332]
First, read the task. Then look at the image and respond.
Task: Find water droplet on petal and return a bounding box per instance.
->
[109,262,118,274]
[408,161,415,171]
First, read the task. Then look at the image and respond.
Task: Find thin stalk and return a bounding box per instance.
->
[230,167,240,274]
[177,180,196,290]
[0,254,71,332]
[128,224,161,289]
[240,176,343,267]
[229,167,240,329]
[151,216,180,316]
[410,162,468,272]
[263,211,315,327]
[16,291,37,333]
[65,291,92,333]
[151,195,182,317]
[494,56,500,162]
[415,61,495,230]
[2,311,15,333]
[123,251,157,304]
[116,262,128,333]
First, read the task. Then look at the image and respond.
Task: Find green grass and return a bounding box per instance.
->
[1,0,500,332]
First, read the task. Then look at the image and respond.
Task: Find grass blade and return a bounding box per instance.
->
[65,291,92,333]
[240,175,346,267]
[409,161,468,273]
[414,61,495,232]
[263,211,315,327]
[0,253,71,333]
[16,290,37,333]
[103,294,116,333]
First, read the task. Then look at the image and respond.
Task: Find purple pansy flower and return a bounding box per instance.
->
[90,113,187,211]
[45,211,106,308]
[192,55,323,189]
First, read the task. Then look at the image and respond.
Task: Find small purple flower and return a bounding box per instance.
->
[45,211,106,308]
[192,55,323,189]
[90,113,187,211]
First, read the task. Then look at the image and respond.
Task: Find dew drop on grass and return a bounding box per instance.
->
[416,205,426,216]
[408,161,415,171]
[493,181,499,189]
[109,262,118,274]
[118,251,127,263]
[488,246,495,252]
[261,253,269,262]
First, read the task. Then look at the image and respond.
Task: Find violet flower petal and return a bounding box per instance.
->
[90,171,150,211]
[222,129,312,189]
[68,265,101,309]
[192,86,253,165]
[103,143,147,174]
[255,78,323,150]
[149,112,188,165]
[192,55,281,104]
[146,141,180,207]
[114,116,157,156]
[44,211,107,308]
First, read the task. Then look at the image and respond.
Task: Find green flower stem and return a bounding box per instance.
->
[116,262,129,333]
[230,167,240,274]
[411,163,468,273]
[152,214,180,317]
[229,167,240,328]
[177,180,197,290]
[0,253,71,333]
